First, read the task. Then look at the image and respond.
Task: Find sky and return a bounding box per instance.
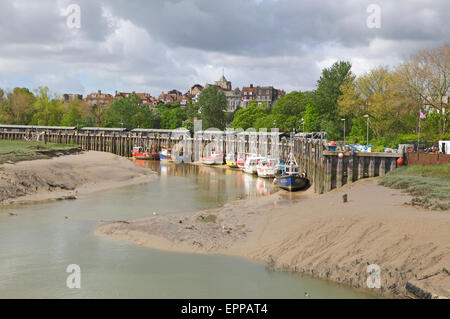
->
[0,0,448,96]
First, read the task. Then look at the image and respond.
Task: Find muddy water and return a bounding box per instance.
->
[0,161,374,298]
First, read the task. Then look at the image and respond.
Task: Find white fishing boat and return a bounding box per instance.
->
[243,156,262,175]
[256,158,279,178]
[201,150,224,165]
[158,147,171,161]
[225,153,238,168]
[236,152,247,169]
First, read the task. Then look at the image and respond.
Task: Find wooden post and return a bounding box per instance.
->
[325,156,332,192]
[390,158,396,172]
[358,157,364,180]
[347,157,354,184]
[368,157,375,177]
[336,157,343,188]
[379,159,386,176]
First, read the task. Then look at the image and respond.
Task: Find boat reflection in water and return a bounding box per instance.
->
[133,160,278,200]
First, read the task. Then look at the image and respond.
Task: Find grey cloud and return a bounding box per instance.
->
[0,0,448,96]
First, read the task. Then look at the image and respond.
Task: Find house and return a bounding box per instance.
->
[241,84,257,108]
[255,86,285,106]
[85,90,113,106]
[189,84,203,97]
[62,94,83,104]
[115,91,156,106]
[240,85,285,108]
[179,95,190,107]
[158,90,185,104]
[224,88,241,112]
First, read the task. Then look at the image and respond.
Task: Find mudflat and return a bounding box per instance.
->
[0,151,156,205]
[96,178,450,298]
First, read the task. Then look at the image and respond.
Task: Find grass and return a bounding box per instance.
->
[0,140,79,164]
[379,163,450,210]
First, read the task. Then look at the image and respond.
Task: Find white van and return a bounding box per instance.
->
[438,141,450,155]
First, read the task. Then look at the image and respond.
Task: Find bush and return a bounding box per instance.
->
[380,164,450,210]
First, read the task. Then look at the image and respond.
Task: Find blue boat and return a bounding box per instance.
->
[158,148,172,161]
[275,159,286,175]
[274,153,308,191]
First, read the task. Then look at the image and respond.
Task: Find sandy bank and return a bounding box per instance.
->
[0,151,156,205]
[95,178,450,298]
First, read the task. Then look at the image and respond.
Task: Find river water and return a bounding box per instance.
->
[0,160,374,298]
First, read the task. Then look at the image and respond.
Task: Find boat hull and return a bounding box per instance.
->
[243,168,256,174]
[159,153,171,161]
[201,155,224,165]
[226,161,238,168]
[257,171,275,178]
[132,153,159,160]
[276,175,309,191]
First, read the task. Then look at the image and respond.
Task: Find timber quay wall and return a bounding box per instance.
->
[292,138,402,194]
[0,129,402,194]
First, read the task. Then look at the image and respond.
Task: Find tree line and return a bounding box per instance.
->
[231,44,449,149]
[1,44,448,149]
[0,85,225,133]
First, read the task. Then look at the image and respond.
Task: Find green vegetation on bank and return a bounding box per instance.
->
[0,140,79,164]
[379,163,450,210]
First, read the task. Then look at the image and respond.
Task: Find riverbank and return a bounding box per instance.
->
[379,163,450,211]
[0,140,81,164]
[0,151,156,205]
[96,177,450,298]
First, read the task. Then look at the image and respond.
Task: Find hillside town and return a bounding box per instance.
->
[63,73,285,113]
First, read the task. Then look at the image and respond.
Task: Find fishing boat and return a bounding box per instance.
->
[225,153,238,168]
[275,159,286,175]
[131,146,159,160]
[201,150,224,165]
[243,156,262,175]
[236,153,247,169]
[158,147,172,161]
[256,158,278,178]
[274,153,309,191]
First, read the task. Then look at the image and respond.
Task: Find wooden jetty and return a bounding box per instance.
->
[0,125,402,194]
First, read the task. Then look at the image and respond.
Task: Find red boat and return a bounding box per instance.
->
[132,146,159,160]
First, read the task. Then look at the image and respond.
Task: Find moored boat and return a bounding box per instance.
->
[256,158,278,178]
[132,146,159,160]
[201,150,224,165]
[225,152,238,168]
[243,156,262,175]
[274,153,308,191]
[236,153,247,169]
[159,147,172,161]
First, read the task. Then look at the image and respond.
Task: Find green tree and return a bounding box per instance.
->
[254,114,276,131]
[160,108,187,129]
[338,66,409,140]
[182,119,194,133]
[231,100,269,130]
[0,87,36,124]
[271,91,312,132]
[30,87,65,126]
[185,101,200,119]
[197,86,226,130]
[104,94,156,129]
[395,44,449,135]
[313,61,353,138]
[61,103,82,126]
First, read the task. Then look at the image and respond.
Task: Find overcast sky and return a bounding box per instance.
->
[0,0,448,96]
